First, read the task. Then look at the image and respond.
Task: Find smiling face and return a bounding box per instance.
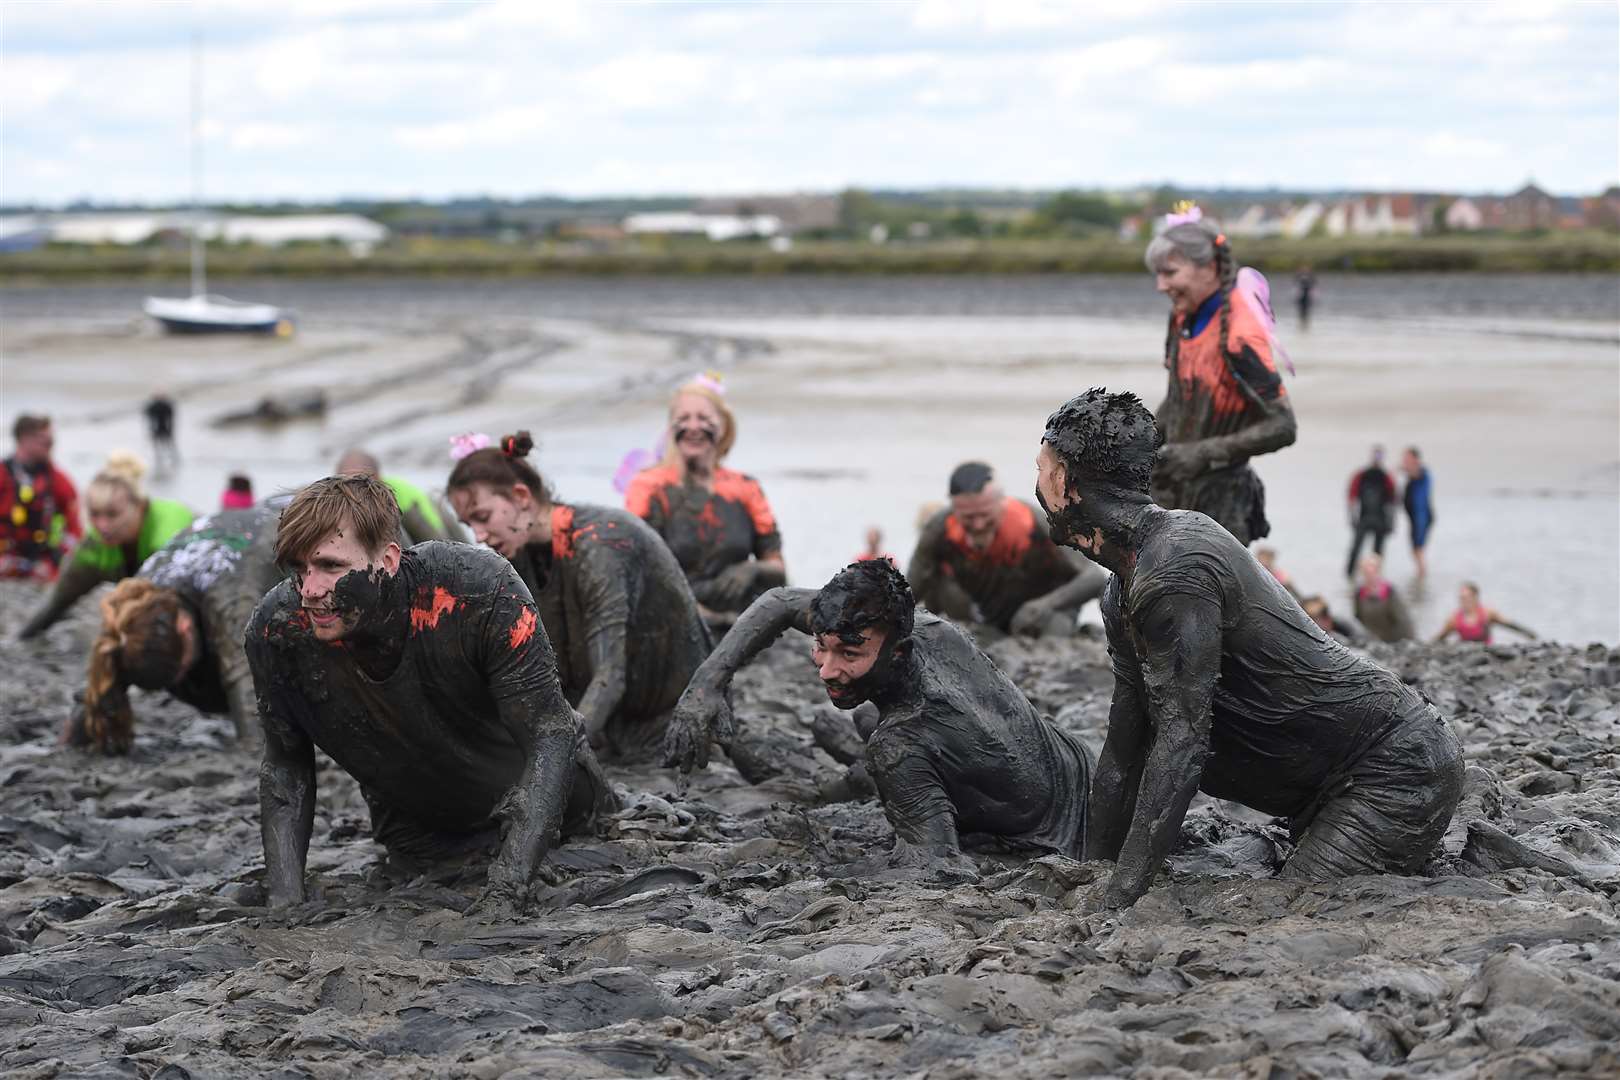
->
[670,391,726,468]
[811,625,888,708]
[1154,253,1221,318]
[88,485,144,546]
[950,486,1005,550]
[285,522,401,642]
[450,481,536,559]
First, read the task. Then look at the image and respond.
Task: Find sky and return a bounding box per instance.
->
[2,0,1617,206]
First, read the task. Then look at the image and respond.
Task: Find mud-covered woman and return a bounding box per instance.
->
[63,505,281,753]
[449,431,712,759]
[1144,206,1297,544]
[19,451,195,638]
[623,375,786,627]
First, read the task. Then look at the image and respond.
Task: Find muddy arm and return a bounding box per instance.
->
[1491,612,1536,639]
[18,556,109,639]
[574,547,632,747]
[906,516,975,623]
[205,586,267,749]
[664,586,816,772]
[481,596,582,904]
[1018,556,1108,627]
[867,729,975,878]
[1431,614,1457,645]
[255,681,316,907]
[1103,594,1221,909]
[1087,601,1149,861]
[1158,395,1297,483]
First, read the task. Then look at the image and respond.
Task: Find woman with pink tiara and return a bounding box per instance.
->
[624,374,786,627]
[1142,203,1298,544]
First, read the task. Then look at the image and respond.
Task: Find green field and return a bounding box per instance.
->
[2,233,1616,282]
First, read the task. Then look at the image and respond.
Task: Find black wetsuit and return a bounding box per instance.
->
[138,507,282,738]
[907,498,1102,632]
[1092,510,1462,900]
[247,542,614,894]
[513,503,712,758]
[1346,463,1396,577]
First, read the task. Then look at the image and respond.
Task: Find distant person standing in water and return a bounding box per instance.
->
[1353,553,1414,643]
[624,373,786,628]
[1294,265,1316,330]
[143,393,179,475]
[1401,446,1435,579]
[1346,445,1396,578]
[1434,582,1535,644]
[1143,204,1297,545]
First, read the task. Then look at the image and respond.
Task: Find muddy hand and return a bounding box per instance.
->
[1154,442,1209,485]
[1009,598,1053,638]
[469,880,527,920]
[663,681,733,773]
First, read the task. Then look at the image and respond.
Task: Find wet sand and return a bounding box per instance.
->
[2,275,1616,643]
[2,582,1618,1077]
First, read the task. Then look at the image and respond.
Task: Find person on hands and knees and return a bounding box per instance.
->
[245,474,615,914]
[1036,388,1462,910]
[664,558,1092,880]
[908,461,1104,637]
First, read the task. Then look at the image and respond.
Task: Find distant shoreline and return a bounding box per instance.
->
[2,235,1617,282]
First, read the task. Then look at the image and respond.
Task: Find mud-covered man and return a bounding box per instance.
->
[245,474,615,913]
[908,462,1104,636]
[665,558,1092,877]
[1036,388,1462,909]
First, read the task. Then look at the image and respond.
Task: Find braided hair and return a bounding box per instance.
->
[1147,220,1238,374]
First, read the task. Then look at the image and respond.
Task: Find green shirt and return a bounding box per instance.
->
[385,475,451,544]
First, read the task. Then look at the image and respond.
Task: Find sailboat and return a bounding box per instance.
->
[143,33,292,336]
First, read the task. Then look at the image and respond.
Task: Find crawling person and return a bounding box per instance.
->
[336,447,454,544]
[246,474,615,912]
[624,374,785,627]
[664,558,1092,878]
[908,462,1104,636]
[446,431,711,759]
[64,506,282,754]
[1036,388,1462,909]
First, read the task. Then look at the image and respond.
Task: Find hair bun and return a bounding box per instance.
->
[102,449,148,483]
[501,431,535,459]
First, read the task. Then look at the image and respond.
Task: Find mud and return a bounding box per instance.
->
[2,578,1618,1078]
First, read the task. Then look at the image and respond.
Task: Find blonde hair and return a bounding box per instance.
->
[84,578,185,754]
[657,380,737,470]
[87,450,149,508]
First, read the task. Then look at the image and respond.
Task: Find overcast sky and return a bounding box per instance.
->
[3,0,1616,206]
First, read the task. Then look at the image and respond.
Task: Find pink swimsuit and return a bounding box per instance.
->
[1454,607,1491,643]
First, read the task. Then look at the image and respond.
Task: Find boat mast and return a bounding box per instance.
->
[189,28,206,298]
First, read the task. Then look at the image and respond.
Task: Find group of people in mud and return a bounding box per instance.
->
[6,208,1486,915]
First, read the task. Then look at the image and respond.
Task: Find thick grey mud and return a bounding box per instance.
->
[2,579,1618,1078]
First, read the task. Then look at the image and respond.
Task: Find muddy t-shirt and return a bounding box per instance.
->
[245,542,593,832]
[909,498,1078,631]
[513,503,711,726]
[1103,511,1421,819]
[624,464,781,606]
[865,614,1090,858]
[139,506,282,728]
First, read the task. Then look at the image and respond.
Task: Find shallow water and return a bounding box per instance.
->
[2,274,1617,642]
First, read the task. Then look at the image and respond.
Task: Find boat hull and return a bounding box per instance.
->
[143,295,293,336]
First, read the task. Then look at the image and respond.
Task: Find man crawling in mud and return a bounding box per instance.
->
[908,462,1104,636]
[664,558,1092,878]
[1035,389,1464,909]
[245,474,615,913]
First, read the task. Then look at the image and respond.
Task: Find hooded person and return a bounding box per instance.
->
[1035,388,1462,910]
[664,558,1092,878]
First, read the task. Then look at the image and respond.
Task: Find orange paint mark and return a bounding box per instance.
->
[551,505,576,560]
[509,606,537,649]
[943,497,1036,567]
[410,586,459,632]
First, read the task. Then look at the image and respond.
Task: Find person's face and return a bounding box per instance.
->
[1459,585,1479,610]
[286,525,401,642]
[951,486,1005,549]
[1402,450,1420,476]
[451,482,535,559]
[670,392,725,465]
[15,425,53,464]
[1154,254,1221,317]
[1358,554,1383,585]
[811,625,887,708]
[88,488,144,545]
[1304,601,1331,631]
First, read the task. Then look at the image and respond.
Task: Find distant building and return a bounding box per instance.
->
[1501,183,1558,231]
[623,212,782,241]
[1582,186,1620,230]
[0,211,389,253]
[1323,195,1422,237]
[1282,201,1324,238]
[694,194,840,234]
[0,214,50,252]
[1444,198,1485,231]
[203,214,388,255]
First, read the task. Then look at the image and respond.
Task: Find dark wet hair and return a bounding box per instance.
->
[446,430,553,504]
[85,579,187,754]
[227,474,253,494]
[13,414,49,441]
[811,559,915,645]
[948,461,995,496]
[1042,388,1162,495]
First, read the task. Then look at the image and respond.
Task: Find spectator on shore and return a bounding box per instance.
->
[1,414,80,582]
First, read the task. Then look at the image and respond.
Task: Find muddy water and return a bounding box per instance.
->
[3,580,1618,1077]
